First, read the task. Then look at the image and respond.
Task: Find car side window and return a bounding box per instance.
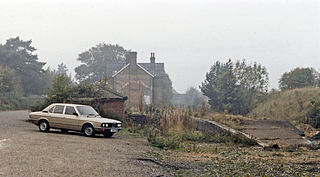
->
[48,106,54,113]
[65,106,77,116]
[53,105,65,114]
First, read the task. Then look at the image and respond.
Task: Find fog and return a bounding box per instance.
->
[1,0,319,93]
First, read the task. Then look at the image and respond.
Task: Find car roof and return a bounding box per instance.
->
[50,103,89,107]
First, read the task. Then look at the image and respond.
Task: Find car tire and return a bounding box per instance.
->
[38,120,50,132]
[61,129,68,134]
[103,132,114,138]
[83,124,95,137]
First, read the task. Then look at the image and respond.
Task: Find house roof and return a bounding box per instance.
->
[111,63,158,78]
[138,63,166,76]
[111,62,166,78]
[137,63,154,77]
[101,87,128,100]
[111,63,129,77]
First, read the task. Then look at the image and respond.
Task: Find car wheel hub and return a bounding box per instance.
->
[85,127,93,135]
[40,122,47,130]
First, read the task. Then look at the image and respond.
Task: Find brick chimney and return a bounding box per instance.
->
[150,52,155,75]
[126,51,137,65]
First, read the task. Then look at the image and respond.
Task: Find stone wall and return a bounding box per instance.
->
[192,117,254,143]
[152,76,163,105]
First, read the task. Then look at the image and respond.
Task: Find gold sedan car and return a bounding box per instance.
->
[29,103,122,138]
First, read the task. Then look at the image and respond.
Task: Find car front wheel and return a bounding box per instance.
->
[83,125,95,137]
[39,120,50,132]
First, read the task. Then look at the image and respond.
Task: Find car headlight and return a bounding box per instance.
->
[101,123,108,127]
[117,123,121,127]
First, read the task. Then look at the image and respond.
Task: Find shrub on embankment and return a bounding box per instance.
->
[251,88,320,121]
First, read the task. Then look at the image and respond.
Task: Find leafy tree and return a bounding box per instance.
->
[0,65,21,95]
[234,60,269,112]
[234,60,269,92]
[0,65,26,110]
[0,37,46,95]
[75,43,128,83]
[56,62,68,75]
[32,76,112,111]
[200,59,269,115]
[185,87,207,110]
[279,67,318,91]
[48,74,73,102]
[40,67,59,93]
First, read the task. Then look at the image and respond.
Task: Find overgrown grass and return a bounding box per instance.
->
[251,88,320,121]
[125,106,257,150]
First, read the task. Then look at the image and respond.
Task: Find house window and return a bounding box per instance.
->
[144,95,151,105]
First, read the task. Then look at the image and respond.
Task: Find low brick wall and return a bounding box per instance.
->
[99,100,125,120]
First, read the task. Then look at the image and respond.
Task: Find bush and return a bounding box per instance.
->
[147,131,182,150]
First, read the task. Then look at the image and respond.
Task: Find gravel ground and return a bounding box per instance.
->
[0,110,169,177]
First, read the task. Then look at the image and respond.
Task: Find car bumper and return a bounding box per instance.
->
[95,127,122,133]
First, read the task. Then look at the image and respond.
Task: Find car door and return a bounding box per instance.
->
[50,105,66,129]
[45,105,57,127]
[63,106,83,131]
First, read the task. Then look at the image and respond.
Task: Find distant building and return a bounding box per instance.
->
[109,52,168,106]
[171,93,188,106]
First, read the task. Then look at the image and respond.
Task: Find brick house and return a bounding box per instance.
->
[109,52,167,106]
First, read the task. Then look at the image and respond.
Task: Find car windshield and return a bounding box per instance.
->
[76,106,99,117]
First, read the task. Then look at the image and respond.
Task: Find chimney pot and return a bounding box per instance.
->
[126,51,137,65]
[150,52,156,75]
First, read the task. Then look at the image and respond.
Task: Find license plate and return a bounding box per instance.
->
[110,128,117,132]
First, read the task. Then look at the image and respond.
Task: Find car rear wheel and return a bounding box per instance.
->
[83,124,95,137]
[39,120,50,132]
[103,132,114,138]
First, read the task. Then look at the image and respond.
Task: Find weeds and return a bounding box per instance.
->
[124,106,257,150]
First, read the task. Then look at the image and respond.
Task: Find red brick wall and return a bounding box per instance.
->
[99,101,125,120]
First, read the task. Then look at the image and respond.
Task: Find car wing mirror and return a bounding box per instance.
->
[73,112,79,116]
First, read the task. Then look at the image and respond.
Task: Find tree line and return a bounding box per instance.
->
[200,61,320,115]
[0,36,173,110]
[1,36,320,113]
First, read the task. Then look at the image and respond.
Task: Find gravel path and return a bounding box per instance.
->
[0,110,169,177]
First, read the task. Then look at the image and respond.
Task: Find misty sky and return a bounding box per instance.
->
[1,0,319,93]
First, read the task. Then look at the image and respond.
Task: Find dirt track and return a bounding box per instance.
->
[0,110,169,177]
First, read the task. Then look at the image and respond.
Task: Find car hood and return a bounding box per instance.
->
[80,116,121,124]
